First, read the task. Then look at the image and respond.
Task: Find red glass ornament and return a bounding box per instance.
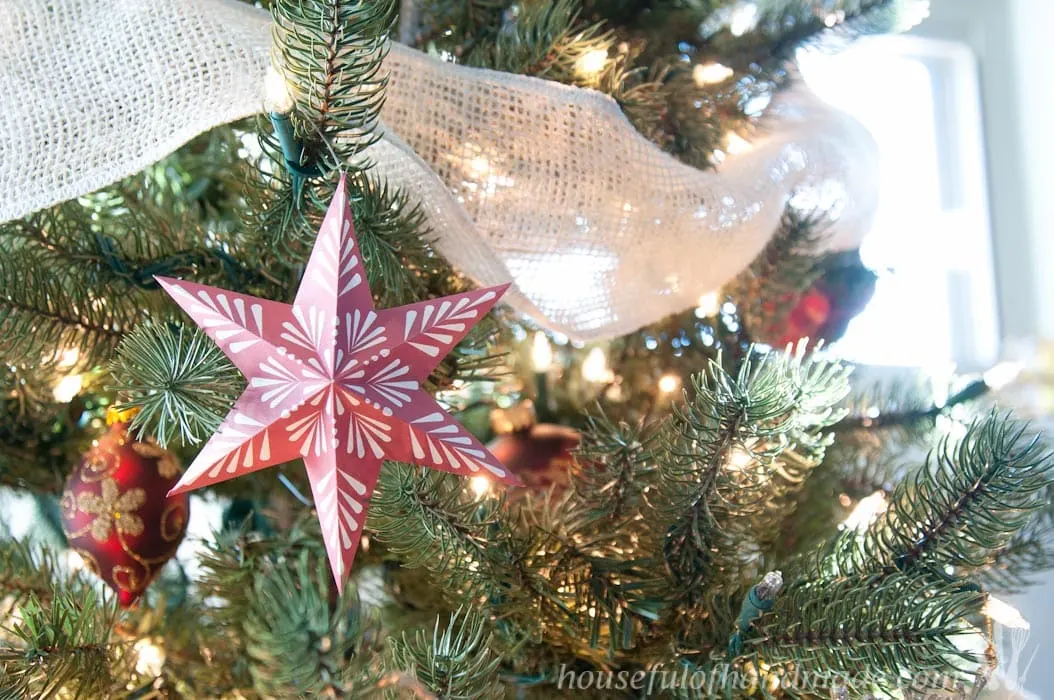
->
[487,424,581,494]
[777,288,831,348]
[755,249,877,349]
[60,422,189,606]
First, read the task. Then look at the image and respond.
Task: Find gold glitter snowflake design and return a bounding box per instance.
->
[132,440,181,479]
[76,478,146,542]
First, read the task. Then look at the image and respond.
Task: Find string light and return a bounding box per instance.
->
[56,348,80,369]
[263,65,293,113]
[581,347,614,383]
[982,594,1030,630]
[693,62,734,86]
[729,3,759,37]
[727,447,752,471]
[133,638,165,676]
[724,133,752,155]
[983,361,1023,391]
[841,490,888,532]
[52,374,83,403]
[696,291,720,317]
[658,374,680,394]
[531,332,553,372]
[469,475,491,497]
[468,155,490,177]
[574,49,608,79]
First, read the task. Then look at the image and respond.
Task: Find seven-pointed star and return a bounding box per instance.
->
[157,174,519,590]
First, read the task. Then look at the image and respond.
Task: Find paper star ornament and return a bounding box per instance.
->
[157,175,518,590]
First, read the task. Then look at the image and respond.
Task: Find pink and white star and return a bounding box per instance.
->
[157,174,518,590]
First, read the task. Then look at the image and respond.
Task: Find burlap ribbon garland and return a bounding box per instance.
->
[0,0,878,339]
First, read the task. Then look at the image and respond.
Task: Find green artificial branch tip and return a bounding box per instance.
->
[108,323,243,447]
[388,607,504,699]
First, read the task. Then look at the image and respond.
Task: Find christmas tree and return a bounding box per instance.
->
[0,0,1051,697]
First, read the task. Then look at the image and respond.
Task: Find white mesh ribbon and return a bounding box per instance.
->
[0,0,878,339]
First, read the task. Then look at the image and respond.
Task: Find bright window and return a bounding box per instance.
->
[798,36,998,371]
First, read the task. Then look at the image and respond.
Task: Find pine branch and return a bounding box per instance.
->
[371,465,646,659]
[833,378,990,434]
[653,349,849,605]
[251,128,472,313]
[476,0,668,136]
[0,134,270,376]
[472,0,611,76]
[3,154,269,296]
[658,64,762,170]
[348,174,446,309]
[829,378,937,447]
[262,0,440,286]
[744,571,986,695]
[0,586,124,700]
[517,492,662,657]
[0,539,60,608]
[271,0,394,170]
[187,515,342,694]
[409,0,505,57]
[0,247,140,367]
[816,411,1054,581]
[571,412,657,524]
[387,607,504,699]
[109,323,243,448]
[702,0,929,72]
[244,550,376,697]
[980,515,1054,594]
[0,373,93,492]
[370,465,512,602]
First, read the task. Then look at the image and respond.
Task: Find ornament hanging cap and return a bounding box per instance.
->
[106,405,140,425]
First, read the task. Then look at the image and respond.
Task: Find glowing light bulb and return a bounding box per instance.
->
[56,347,80,368]
[841,491,888,532]
[729,3,758,37]
[982,595,1029,630]
[469,476,491,497]
[983,361,1023,391]
[134,638,165,676]
[727,447,752,470]
[658,374,681,394]
[263,65,293,113]
[575,49,608,79]
[724,133,752,155]
[693,62,734,86]
[581,347,614,383]
[696,291,720,317]
[52,374,83,403]
[468,155,490,177]
[531,332,553,372]
[64,550,85,572]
